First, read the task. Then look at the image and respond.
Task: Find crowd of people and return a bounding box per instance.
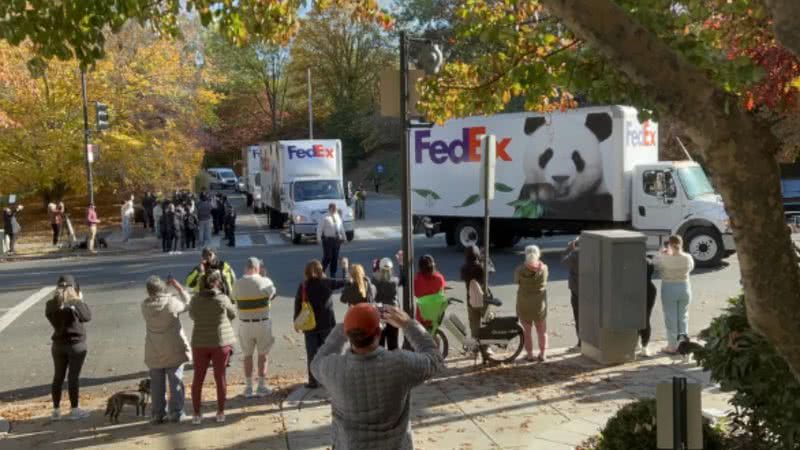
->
[41,229,699,448]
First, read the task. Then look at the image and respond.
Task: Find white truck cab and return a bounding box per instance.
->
[285,177,353,244]
[633,161,733,265]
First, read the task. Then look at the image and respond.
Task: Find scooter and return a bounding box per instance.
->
[429,293,524,364]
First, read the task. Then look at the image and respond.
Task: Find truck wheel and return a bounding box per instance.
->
[445,229,456,247]
[455,220,482,250]
[290,224,302,244]
[683,227,723,268]
[346,230,354,242]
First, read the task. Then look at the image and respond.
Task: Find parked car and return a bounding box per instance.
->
[207,168,239,191]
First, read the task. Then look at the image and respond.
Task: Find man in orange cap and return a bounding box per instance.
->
[310,303,444,449]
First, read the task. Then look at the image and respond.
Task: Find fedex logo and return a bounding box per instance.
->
[414,127,512,164]
[626,120,657,147]
[287,144,335,159]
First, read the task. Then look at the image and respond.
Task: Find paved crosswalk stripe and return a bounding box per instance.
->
[236,234,253,248]
[210,236,221,248]
[264,233,286,246]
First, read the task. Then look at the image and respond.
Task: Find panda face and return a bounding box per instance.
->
[521,113,612,201]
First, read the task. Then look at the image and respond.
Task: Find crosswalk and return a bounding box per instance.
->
[200,226,437,249]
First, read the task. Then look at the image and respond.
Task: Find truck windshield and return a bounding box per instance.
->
[677,166,715,200]
[294,180,344,202]
[218,169,236,179]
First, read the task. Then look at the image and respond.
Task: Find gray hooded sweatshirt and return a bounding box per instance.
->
[141,289,191,369]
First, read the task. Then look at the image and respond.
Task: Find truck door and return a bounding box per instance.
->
[633,167,680,231]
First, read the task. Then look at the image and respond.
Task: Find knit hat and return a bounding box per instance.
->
[343,303,381,337]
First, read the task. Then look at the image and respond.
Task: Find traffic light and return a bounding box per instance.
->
[95,101,109,131]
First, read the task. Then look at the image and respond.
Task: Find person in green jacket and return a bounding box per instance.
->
[185,247,236,298]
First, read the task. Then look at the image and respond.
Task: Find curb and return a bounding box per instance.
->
[0,415,9,434]
[0,243,158,262]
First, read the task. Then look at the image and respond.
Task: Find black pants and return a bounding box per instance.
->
[639,289,657,347]
[321,237,341,278]
[304,328,332,385]
[185,229,196,249]
[51,342,88,409]
[570,290,580,345]
[380,324,399,350]
[212,213,222,235]
[145,209,154,230]
[162,233,174,252]
[51,223,61,245]
[224,221,235,247]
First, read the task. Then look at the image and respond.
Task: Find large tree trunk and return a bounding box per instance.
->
[540,0,800,379]
[764,0,800,58]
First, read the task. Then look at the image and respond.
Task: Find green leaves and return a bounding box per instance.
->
[454,194,481,208]
[412,189,441,200]
[508,199,543,218]
[495,182,513,192]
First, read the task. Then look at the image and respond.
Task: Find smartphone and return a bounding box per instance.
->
[167,273,174,283]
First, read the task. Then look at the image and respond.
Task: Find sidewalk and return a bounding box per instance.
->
[1,227,159,261]
[0,345,731,450]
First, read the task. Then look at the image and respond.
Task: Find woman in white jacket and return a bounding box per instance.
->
[141,276,192,423]
[654,235,695,354]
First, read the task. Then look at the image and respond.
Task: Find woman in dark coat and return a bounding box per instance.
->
[460,245,486,339]
[293,259,346,388]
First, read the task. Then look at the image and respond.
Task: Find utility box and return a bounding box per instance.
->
[579,229,647,364]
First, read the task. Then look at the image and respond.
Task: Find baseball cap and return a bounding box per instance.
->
[343,303,381,337]
[57,274,76,288]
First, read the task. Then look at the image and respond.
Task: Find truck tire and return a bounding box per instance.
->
[346,230,354,242]
[455,220,482,250]
[683,227,723,268]
[290,224,302,244]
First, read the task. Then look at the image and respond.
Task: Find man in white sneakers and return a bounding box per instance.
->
[233,257,277,397]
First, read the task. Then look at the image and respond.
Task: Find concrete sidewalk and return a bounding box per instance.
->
[1,228,159,261]
[0,346,731,450]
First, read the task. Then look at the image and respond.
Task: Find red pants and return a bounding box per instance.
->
[191,346,232,414]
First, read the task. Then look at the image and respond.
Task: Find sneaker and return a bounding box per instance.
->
[243,384,254,398]
[51,408,61,421]
[168,412,189,423]
[256,384,273,397]
[567,344,581,353]
[641,346,652,357]
[215,413,225,423]
[192,415,202,425]
[67,408,90,420]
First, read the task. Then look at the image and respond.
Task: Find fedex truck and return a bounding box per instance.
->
[242,144,263,212]
[259,140,355,244]
[412,105,735,267]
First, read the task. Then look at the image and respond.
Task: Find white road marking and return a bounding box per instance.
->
[264,233,286,246]
[236,234,253,248]
[0,287,54,335]
[210,236,222,248]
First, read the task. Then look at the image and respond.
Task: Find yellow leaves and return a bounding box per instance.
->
[791,76,800,89]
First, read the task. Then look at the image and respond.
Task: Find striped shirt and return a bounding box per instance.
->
[233,274,276,320]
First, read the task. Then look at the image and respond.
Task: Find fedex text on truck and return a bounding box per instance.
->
[288,144,335,159]
[625,120,657,146]
[414,127,512,164]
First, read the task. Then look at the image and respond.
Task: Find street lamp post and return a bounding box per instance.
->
[399,32,444,320]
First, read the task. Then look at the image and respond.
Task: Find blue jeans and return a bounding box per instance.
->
[661,281,691,348]
[122,217,132,241]
[199,219,212,246]
[149,365,185,421]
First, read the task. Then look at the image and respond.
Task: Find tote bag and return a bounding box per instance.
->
[294,283,317,332]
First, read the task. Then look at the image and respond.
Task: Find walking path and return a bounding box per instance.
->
[0,345,731,449]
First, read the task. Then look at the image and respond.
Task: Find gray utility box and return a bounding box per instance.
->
[579,230,647,364]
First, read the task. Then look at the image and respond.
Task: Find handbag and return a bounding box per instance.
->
[294,283,317,332]
[468,279,484,308]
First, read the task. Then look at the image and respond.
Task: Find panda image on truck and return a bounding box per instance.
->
[518,112,614,221]
[410,105,736,267]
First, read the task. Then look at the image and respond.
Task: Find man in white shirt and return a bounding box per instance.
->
[316,203,346,278]
[233,257,277,397]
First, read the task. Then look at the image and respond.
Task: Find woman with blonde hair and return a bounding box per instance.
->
[294,259,347,388]
[514,245,549,362]
[45,275,91,420]
[654,235,695,354]
[341,263,376,306]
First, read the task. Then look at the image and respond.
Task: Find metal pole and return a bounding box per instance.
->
[483,141,491,297]
[400,31,414,318]
[80,69,94,206]
[307,67,313,139]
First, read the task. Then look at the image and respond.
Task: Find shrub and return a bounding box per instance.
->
[695,295,800,449]
[587,398,727,450]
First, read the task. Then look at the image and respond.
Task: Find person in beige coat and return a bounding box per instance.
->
[188,270,237,424]
[514,245,549,362]
[141,276,192,423]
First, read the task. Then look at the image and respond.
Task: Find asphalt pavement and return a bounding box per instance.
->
[0,192,743,402]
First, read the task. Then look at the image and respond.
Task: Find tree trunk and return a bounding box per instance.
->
[764,0,800,58]
[540,0,800,379]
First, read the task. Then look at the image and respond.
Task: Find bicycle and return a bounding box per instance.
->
[419,291,525,364]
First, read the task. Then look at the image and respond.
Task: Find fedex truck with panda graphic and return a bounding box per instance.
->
[258,140,355,244]
[412,105,735,267]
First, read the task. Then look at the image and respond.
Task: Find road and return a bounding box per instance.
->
[0,193,743,401]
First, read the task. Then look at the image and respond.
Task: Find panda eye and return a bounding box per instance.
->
[572,151,585,172]
[539,148,554,169]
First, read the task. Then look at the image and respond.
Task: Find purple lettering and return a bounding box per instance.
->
[430,140,449,164]
[414,130,431,163]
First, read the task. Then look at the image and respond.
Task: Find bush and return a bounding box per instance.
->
[695,295,800,449]
[585,398,727,450]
